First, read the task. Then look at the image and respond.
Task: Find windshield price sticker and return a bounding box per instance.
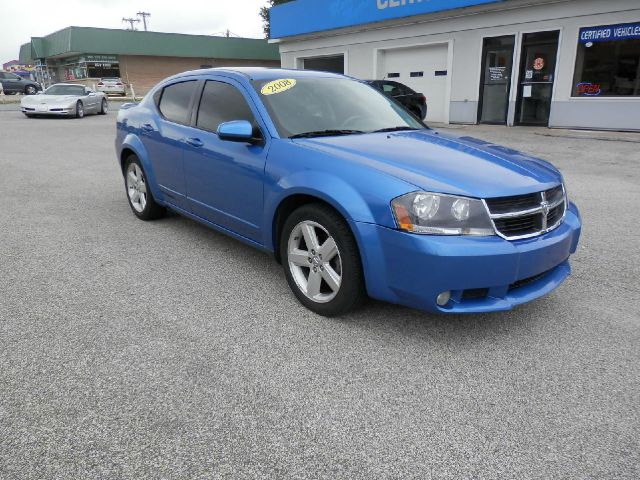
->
[261,79,296,95]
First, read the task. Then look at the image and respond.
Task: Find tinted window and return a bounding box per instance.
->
[196,81,255,132]
[159,81,197,124]
[385,81,414,95]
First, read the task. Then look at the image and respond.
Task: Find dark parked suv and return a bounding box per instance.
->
[0,71,41,95]
[365,80,427,120]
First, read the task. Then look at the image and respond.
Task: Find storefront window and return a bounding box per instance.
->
[87,62,121,78]
[58,55,120,81]
[572,22,640,97]
[63,63,88,81]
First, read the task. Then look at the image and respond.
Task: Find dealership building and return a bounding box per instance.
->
[18,27,281,94]
[270,0,640,131]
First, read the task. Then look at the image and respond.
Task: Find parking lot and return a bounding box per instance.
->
[0,107,638,479]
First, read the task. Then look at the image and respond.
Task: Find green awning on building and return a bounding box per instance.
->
[19,26,280,63]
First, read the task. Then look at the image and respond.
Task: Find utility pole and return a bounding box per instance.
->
[137,12,151,31]
[122,17,140,30]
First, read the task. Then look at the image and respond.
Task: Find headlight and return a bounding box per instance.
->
[391,192,495,235]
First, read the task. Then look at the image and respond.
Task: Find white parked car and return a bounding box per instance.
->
[20,83,108,118]
[96,77,126,96]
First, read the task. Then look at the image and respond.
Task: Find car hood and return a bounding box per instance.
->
[293,129,563,198]
[22,95,80,104]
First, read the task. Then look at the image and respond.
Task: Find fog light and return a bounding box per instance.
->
[436,291,451,306]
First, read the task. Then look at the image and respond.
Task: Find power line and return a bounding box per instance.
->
[122,17,140,30]
[137,12,151,31]
[212,30,241,38]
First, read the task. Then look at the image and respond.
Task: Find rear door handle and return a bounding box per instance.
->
[185,137,203,148]
[141,123,154,132]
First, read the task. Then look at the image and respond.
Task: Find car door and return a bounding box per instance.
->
[83,87,100,111]
[140,79,199,210]
[182,79,269,242]
[1,72,21,93]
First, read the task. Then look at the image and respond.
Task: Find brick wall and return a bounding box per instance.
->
[118,55,281,95]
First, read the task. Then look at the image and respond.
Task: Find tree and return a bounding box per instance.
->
[260,0,294,38]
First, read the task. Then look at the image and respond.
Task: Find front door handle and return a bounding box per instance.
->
[185,137,203,148]
[141,123,154,132]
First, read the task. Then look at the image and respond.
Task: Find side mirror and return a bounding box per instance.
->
[87,91,96,96]
[217,120,254,143]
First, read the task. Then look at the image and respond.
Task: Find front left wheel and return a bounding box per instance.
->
[75,101,84,118]
[25,85,37,95]
[280,204,365,317]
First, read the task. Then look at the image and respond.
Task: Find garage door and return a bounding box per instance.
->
[303,55,344,74]
[380,44,448,123]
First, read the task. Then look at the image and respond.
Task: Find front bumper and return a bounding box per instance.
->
[353,202,581,313]
[22,106,74,116]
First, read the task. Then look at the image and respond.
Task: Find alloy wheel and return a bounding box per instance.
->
[287,220,342,303]
[126,163,148,213]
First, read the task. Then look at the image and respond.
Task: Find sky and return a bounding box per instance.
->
[0,0,269,64]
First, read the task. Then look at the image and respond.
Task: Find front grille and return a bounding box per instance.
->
[485,185,566,240]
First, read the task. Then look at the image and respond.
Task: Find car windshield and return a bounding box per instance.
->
[252,77,425,138]
[45,85,86,96]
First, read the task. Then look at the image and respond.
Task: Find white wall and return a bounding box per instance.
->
[276,0,640,130]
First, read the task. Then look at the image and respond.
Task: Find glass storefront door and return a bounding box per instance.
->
[478,35,515,124]
[515,31,560,125]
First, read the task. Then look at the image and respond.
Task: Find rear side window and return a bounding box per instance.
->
[158,81,197,125]
[196,81,255,133]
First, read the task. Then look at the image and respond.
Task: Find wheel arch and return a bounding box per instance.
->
[273,194,340,263]
[117,134,165,205]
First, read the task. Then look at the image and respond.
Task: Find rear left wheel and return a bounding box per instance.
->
[99,98,108,115]
[281,204,365,317]
[124,155,166,220]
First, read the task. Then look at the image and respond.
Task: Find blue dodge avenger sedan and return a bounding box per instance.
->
[115,68,581,316]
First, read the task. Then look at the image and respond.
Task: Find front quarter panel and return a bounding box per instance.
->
[263,139,417,249]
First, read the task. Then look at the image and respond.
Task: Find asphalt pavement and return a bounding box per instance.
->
[0,110,638,479]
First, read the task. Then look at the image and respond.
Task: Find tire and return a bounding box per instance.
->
[75,101,84,118]
[99,98,108,115]
[25,85,37,95]
[280,203,365,317]
[124,155,166,220]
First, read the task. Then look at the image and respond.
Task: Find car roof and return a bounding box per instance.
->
[175,67,346,82]
[49,83,85,87]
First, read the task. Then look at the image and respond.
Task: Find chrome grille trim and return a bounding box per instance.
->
[483,185,567,240]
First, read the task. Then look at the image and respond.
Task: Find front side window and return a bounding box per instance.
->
[196,81,256,132]
[253,77,424,138]
[573,22,640,97]
[158,81,197,125]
